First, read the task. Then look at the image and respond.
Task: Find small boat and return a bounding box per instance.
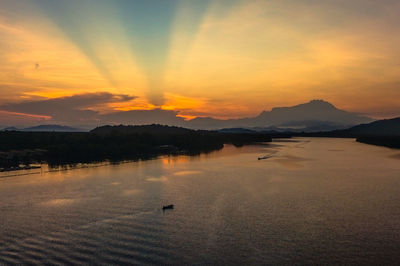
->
[258,156,270,160]
[162,204,174,210]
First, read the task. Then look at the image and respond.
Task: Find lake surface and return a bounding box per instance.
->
[1,138,400,265]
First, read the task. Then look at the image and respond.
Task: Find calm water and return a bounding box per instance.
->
[1,138,400,265]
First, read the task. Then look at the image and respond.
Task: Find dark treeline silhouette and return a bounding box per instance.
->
[296,131,400,149]
[0,124,273,170]
[295,117,400,148]
[356,136,400,149]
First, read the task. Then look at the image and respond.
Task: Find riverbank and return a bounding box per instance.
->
[356,136,400,149]
[0,124,274,171]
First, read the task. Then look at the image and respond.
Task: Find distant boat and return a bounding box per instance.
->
[162,204,174,210]
[258,156,271,160]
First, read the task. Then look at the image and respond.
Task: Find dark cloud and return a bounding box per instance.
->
[0,92,136,124]
[1,92,135,112]
[0,92,187,127]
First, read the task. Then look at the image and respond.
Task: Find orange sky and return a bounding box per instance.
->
[0,0,400,125]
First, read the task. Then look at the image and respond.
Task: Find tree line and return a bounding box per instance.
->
[0,124,273,170]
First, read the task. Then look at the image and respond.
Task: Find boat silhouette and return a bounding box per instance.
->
[162,204,174,210]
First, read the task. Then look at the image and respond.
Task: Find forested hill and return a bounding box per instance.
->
[90,124,195,135]
[344,117,400,136]
[0,125,274,170]
[298,117,400,149]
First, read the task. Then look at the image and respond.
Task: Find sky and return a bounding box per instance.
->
[0,0,400,126]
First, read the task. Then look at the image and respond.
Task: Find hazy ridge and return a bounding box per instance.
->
[1,100,373,132]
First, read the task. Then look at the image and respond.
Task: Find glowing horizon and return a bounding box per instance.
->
[1,0,400,125]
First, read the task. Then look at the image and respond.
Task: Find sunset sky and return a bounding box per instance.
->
[1,0,400,126]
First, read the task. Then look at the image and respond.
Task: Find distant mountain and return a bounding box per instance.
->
[187,100,373,130]
[341,117,400,136]
[218,128,257,134]
[1,126,20,131]
[1,100,374,132]
[256,100,370,125]
[343,118,400,149]
[21,125,84,132]
[91,124,194,135]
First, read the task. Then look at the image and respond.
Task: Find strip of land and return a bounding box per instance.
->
[0,124,276,171]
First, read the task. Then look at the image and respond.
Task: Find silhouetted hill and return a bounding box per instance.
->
[187,100,372,130]
[2,99,373,131]
[91,124,193,136]
[343,117,400,136]
[218,128,257,134]
[22,125,83,132]
[257,100,370,125]
[1,127,19,131]
[356,136,400,149]
[348,117,400,149]
[0,124,274,170]
[302,117,400,137]
[298,117,400,149]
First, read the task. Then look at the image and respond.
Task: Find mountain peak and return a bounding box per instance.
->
[270,99,337,113]
[251,99,373,129]
[308,99,332,105]
[186,99,373,130]
[307,99,336,108]
[22,125,83,132]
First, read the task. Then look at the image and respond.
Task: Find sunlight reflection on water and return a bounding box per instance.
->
[1,138,400,264]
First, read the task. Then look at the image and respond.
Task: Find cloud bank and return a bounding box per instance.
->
[0,92,186,127]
